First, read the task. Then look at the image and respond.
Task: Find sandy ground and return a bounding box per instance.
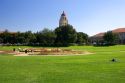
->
[0,50,93,56]
[0,51,4,53]
[13,52,93,56]
[14,54,30,56]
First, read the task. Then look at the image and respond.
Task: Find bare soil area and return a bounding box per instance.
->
[0,48,93,56]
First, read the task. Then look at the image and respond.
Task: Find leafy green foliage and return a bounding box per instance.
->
[0,26,80,47]
[55,25,77,46]
[103,31,117,45]
[76,32,88,45]
[36,28,56,46]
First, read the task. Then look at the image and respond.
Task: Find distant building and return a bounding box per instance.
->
[90,28,125,44]
[59,11,68,27]
[112,28,125,44]
[90,32,105,44]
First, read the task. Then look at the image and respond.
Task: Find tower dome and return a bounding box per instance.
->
[59,11,68,27]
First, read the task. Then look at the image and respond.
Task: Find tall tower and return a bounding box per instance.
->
[59,11,68,27]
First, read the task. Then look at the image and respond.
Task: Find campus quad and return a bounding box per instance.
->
[0,45,125,83]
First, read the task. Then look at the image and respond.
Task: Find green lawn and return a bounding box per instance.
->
[0,45,125,83]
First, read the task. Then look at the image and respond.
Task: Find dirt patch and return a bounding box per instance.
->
[14,52,93,56]
[0,48,94,56]
[14,54,29,56]
[13,48,93,56]
[0,51,4,53]
[0,50,15,55]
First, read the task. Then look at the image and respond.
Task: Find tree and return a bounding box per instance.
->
[1,30,11,43]
[55,24,77,46]
[36,28,56,46]
[76,32,88,45]
[16,32,26,44]
[24,31,36,45]
[0,37,3,43]
[103,31,117,45]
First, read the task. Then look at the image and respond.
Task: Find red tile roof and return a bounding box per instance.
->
[93,28,125,37]
[112,28,125,33]
[93,32,105,37]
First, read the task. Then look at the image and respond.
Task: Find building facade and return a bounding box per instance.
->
[90,28,125,44]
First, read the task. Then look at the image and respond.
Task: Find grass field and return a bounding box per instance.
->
[0,45,125,83]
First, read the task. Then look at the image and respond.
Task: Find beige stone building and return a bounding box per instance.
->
[59,11,68,27]
[90,28,125,44]
[113,28,125,44]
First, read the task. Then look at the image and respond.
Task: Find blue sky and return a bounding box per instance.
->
[0,0,125,36]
